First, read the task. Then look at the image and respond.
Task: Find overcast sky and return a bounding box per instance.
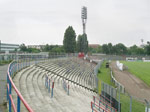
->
[0,0,150,46]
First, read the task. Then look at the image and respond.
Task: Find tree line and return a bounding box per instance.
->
[19,26,150,55]
[89,42,150,55]
[19,44,64,53]
[20,26,88,54]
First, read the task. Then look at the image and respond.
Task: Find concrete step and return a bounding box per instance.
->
[37,60,96,90]
[12,58,100,112]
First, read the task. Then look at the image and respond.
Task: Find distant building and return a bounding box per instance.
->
[27,45,62,50]
[140,44,146,48]
[27,45,42,49]
[0,42,19,53]
[88,44,99,49]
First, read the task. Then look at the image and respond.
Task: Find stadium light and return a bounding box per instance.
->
[0,40,1,53]
[81,6,87,34]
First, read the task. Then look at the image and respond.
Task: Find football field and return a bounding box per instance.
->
[122,61,150,86]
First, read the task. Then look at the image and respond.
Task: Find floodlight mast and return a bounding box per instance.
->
[81,6,87,34]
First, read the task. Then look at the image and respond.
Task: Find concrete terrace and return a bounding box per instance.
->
[11,57,99,112]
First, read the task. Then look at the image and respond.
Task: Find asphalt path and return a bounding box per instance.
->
[0,64,8,112]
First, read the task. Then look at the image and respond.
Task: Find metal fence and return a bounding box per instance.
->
[92,54,150,60]
[6,53,79,112]
[93,59,150,112]
[110,71,125,94]
[7,60,34,112]
[93,60,103,91]
[116,92,150,112]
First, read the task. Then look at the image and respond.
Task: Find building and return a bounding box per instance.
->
[0,42,19,53]
[27,45,63,50]
[88,44,100,49]
[27,45,41,49]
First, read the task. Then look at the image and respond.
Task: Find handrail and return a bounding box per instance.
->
[91,101,111,112]
[7,60,34,112]
[100,94,113,104]
[7,73,34,112]
[93,96,117,112]
[9,95,17,112]
[93,96,115,110]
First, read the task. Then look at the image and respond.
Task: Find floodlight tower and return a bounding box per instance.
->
[141,39,144,48]
[141,39,144,44]
[81,6,87,34]
[0,40,1,53]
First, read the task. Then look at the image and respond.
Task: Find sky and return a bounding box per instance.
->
[0,0,150,47]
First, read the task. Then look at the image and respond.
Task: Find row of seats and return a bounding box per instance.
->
[37,57,96,90]
[11,57,99,112]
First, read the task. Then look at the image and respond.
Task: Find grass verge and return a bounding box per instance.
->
[0,60,12,66]
[97,61,145,112]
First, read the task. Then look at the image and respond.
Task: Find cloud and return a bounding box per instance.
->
[0,0,150,46]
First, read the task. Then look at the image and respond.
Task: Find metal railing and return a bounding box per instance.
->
[93,96,117,112]
[110,70,125,93]
[6,54,76,112]
[7,61,34,112]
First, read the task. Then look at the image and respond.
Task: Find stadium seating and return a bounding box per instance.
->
[12,57,99,112]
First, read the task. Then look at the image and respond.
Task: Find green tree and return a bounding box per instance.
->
[108,43,113,54]
[136,47,145,55]
[102,44,109,54]
[82,33,88,53]
[128,45,138,55]
[76,34,88,53]
[77,35,83,52]
[144,41,150,55]
[63,26,76,53]
[51,46,64,53]
[20,43,27,52]
[97,45,102,53]
[114,43,127,55]
[88,47,97,53]
[128,45,145,55]
[27,48,40,53]
[43,44,50,51]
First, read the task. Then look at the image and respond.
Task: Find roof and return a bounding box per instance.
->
[88,44,100,48]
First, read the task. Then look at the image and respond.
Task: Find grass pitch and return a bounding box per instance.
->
[121,61,150,86]
[97,61,145,112]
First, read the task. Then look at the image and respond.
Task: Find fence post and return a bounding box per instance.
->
[26,57,27,67]
[93,96,95,105]
[7,74,9,100]
[20,59,22,70]
[29,57,30,66]
[9,79,11,112]
[15,62,17,73]
[130,95,132,112]
[45,75,47,87]
[46,76,48,89]
[17,61,19,72]
[68,84,69,95]
[91,102,93,112]
[17,95,21,112]
[145,99,149,112]
[99,99,101,111]
[48,79,50,93]
[110,87,113,112]
[51,82,54,98]
[118,88,120,112]
[34,57,36,64]
[23,58,24,68]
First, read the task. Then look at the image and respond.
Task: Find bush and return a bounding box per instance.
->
[98,69,101,73]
